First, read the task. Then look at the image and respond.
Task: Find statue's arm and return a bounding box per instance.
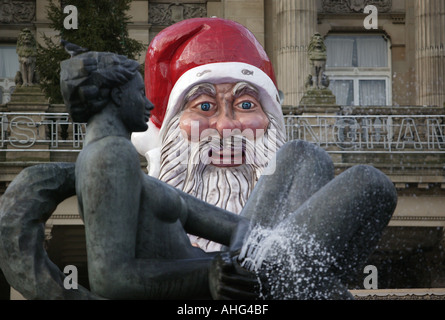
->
[176,191,251,251]
[77,138,212,299]
[140,170,251,251]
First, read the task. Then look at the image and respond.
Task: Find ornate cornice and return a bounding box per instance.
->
[0,0,35,24]
[148,2,206,26]
[321,0,392,14]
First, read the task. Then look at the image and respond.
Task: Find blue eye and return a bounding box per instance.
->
[241,102,253,110]
[200,102,211,111]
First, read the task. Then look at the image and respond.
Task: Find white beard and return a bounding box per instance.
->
[157,114,285,251]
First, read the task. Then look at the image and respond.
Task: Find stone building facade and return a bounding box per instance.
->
[1,0,445,299]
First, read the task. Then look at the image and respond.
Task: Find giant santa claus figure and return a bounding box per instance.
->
[132,17,287,251]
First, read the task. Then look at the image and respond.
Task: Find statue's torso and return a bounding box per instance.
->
[136,179,206,259]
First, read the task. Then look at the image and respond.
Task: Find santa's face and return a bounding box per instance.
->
[157,81,285,251]
[178,82,270,167]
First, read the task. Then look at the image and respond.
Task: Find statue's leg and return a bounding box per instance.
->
[20,63,27,86]
[281,164,397,280]
[239,140,397,299]
[0,163,101,299]
[29,59,36,85]
[28,63,35,84]
[319,66,325,88]
[242,140,396,265]
[241,140,335,228]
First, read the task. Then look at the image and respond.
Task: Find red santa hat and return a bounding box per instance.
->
[132,17,285,173]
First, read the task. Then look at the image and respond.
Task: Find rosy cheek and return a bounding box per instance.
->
[240,114,270,137]
[179,113,210,141]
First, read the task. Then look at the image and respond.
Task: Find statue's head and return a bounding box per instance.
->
[60,51,152,132]
[16,28,36,57]
[308,33,326,53]
[18,28,35,46]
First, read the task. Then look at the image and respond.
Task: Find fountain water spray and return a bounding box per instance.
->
[238,220,344,299]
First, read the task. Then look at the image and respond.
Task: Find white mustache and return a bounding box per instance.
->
[191,134,255,166]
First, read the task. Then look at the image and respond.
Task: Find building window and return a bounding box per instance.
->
[0,45,19,103]
[0,45,19,79]
[325,34,391,106]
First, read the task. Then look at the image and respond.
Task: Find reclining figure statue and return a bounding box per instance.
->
[0,50,397,300]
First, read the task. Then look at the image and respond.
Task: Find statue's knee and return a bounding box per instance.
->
[347,165,397,208]
[276,140,334,174]
[278,140,330,161]
[348,165,388,185]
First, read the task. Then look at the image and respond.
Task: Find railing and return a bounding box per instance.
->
[0,112,86,152]
[1,112,445,154]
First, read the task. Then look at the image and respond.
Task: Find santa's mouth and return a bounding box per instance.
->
[208,147,246,167]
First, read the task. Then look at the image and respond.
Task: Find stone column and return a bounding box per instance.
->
[276,0,317,107]
[415,0,445,107]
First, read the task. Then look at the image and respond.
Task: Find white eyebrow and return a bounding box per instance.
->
[232,81,259,99]
[184,83,216,103]
[181,83,216,111]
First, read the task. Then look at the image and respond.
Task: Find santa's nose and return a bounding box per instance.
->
[214,113,242,137]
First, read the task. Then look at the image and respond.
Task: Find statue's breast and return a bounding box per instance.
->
[135,183,202,259]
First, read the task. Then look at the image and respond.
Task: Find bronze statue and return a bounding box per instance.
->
[0,49,397,300]
[61,51,255,299]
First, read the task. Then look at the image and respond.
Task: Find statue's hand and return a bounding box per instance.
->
[209,251,261,300]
